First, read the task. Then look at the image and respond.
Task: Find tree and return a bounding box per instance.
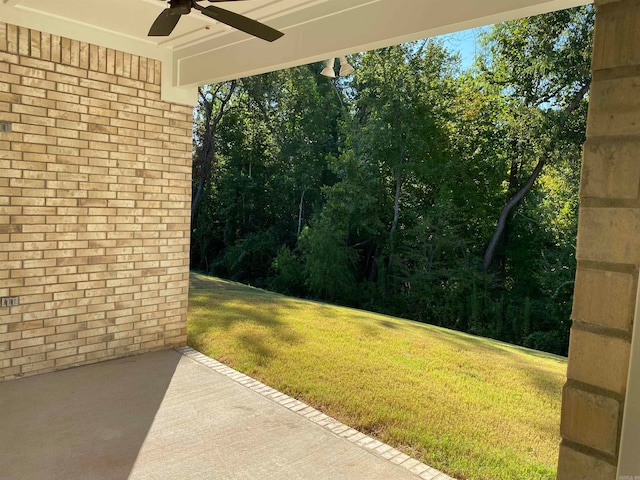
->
[192,7,594,355]
[191,81,237,223]
[190,65,343,283]
[339,41,456,297]
[191,81,237,270]
[479,6,594,272]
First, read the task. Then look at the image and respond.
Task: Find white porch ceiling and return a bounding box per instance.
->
[0,0,589,105]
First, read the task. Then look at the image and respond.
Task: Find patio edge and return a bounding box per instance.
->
[176,346,454,480]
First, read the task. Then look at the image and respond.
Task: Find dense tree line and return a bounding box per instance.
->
[190,6,594,355]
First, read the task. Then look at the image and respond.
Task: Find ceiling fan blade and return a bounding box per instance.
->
[201,5,284,42]
[149,9,182,36]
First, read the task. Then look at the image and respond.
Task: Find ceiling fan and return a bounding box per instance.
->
[149,0,284,42]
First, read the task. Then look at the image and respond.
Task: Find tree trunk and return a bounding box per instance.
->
[482,158,545,271]
[390,174,403,238]
[191,81,237,224]
[191,90,214,223]
[297,189,306,237]
[482,82,590,272]
[191,167,209,223]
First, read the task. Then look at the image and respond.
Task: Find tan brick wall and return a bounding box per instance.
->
[0,23,193,381]
[558,0,640,477]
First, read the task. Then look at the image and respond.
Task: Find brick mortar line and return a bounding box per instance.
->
[580,198,640,209]
[176,346,453,480]
[571,320,633,342]
[597,0,640,15]
[592,64,640,82]
[560,438,618,467]
[577,260,638,275]
[565,378,627,405]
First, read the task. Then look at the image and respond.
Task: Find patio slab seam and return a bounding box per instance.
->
[176,346,454,480]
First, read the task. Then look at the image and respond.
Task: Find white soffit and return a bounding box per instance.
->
[0,0,590,105]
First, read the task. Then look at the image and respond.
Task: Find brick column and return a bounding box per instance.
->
[557,0,640,478]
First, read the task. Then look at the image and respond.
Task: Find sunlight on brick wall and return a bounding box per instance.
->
[558,0,640,478]
[0,23,193,380]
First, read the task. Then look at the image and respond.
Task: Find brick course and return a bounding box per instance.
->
[560,385,621,456]
[557,444,618,480]
[559,0,640,477]
[0,23,192,381]
[572,267,635,332]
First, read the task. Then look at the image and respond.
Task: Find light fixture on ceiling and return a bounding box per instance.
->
[320,58,336,78]
[320,56,355,78]
[339,56,355,76]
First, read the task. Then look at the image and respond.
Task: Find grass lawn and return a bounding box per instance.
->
[188,273,567,480]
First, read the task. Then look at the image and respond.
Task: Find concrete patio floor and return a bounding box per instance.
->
[0,347,451,480]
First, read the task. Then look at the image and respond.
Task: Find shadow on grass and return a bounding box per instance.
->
[236,331,277,367]
[379,320,399,330]
[190,274,304,366]
[428,325,566,362]
[430,326,566,399]
[352,318,400,339]
[190,273,565,398]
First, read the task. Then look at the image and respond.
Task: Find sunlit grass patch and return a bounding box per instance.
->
[188,273,566,480]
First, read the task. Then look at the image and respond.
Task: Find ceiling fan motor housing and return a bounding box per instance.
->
[170,0,192,15]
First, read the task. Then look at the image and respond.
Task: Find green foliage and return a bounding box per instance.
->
[222,230,280,286]
[268,246,307,297]
[480,6,594,108]
[190,7,593,357]
[298,220,358,304]
[191,63,343,284]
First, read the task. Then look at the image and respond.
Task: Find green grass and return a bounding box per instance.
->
[188,273,567,480]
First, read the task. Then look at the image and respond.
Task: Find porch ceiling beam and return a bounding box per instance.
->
[174,0,590,90]
[0,0,590,104]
